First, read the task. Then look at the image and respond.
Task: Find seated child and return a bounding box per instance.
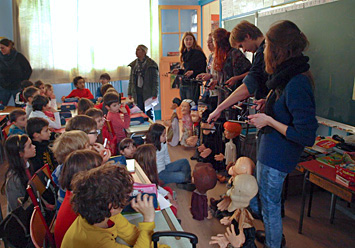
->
[34,80,45,96]
[54,149,103,248]
[134,144,178,216]
[78,98,94,115]
[51,130,91,208]
[29,95,61,129]
[86,107,119,155]
[96,73,111,98]
[61,163,157,248]
[61,76,94,101]
[15,80,33,107]
[8,109,27,136]
[95,84,114,114]
[117,138,137,165]
[44,83,57,110]
[146,123,194,190]
[26,117,58,172]
[65,115,111,160]
[23,86,40,118]
[104,92,130,144]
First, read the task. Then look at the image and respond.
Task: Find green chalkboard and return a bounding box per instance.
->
[224,14,255,31]
[225,0,355,126]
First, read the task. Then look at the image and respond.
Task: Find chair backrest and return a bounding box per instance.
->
[30,206,55,248]
[27,164,58,210]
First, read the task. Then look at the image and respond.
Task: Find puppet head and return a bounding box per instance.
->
[181,99,195,116]
[228,174,258,211]
[171,97,182,110]
[193,162,217,194]
[190,105,200,123]
[197,100,209,118]
[228,157,255,177]
[223,121,242,140]
[201,109,214,135]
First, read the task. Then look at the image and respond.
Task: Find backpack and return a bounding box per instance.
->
[0,195,34,248]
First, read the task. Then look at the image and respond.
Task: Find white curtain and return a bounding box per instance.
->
[14,0,153,84]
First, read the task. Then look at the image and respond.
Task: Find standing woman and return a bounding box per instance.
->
[172,32,206,105]
[198,28,251,105]
[248,20,318,248]
[0,39,32,106]
[1,135,36,213]
[128,44,159,121]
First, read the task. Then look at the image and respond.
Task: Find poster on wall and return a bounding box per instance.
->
[211,14,219,31]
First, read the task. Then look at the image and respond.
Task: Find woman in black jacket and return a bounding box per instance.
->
[172,32,206,104]
[0,39,32,105]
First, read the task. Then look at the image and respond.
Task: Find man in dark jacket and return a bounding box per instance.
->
[128,45,159,121]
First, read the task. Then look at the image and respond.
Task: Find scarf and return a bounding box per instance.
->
[0,49,18,67]
[261,55,310,134]
[133,56,147,88]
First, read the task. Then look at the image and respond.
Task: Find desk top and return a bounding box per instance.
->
[129,160,191,247]
[299,160,355,193]
[0,106,23,115]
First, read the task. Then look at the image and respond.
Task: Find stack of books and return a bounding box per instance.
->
[311,137,340,154]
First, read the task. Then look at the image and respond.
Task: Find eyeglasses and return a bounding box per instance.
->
[88,130,99,135]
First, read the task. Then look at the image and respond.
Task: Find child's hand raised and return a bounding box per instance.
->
[131,193,155,223]
[119,104,128,114]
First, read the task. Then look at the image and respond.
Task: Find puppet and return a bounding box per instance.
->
[180,99,195,147]
[190,162,217,220]
[198,109,216,165]
[165,97,181,147]
[210,174,258,248]
[186,105,201,149]
[215,121,242,165]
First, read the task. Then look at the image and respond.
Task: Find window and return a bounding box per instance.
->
[15,0,152,83]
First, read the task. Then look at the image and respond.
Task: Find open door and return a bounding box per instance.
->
[159,5,201,121]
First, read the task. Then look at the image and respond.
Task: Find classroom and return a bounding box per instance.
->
[0,0,354,247]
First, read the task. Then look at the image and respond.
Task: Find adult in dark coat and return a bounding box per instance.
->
[128,44,159,121]
[172,32,206,105]
[0,39,32,105]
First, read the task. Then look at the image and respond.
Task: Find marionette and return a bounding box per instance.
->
[214,121,242,166]
[210,157,255,219]
[186,105,201,151]
[190,162,217,220]
[165,97,181,147]
[180,99,195,147]
[210,174,258,248]
[197,109,217,166]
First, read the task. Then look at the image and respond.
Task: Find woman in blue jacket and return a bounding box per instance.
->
[248,20,318,248]
[0,39,32,106]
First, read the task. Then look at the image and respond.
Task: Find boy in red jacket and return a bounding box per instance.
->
[61,76,94,101]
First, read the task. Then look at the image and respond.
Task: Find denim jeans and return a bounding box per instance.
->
[0,85,20,106]
[158,158,191,185]
[250,161,287,248]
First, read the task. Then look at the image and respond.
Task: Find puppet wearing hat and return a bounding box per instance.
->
[210,174,258,248]
[190,162,217,220]
[165,97,181,147]
[180,99,195,147]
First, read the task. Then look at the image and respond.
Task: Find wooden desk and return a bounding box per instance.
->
[130,160,191,247]
[298,160,355,233]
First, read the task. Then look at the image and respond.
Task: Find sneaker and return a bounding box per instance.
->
[176,182,196,192]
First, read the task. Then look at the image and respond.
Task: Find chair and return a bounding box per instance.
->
[27,164,58,210]
[30,205,56,248]
[152,231,198,248]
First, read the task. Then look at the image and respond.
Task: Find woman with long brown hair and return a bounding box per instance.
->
[172,32,206,104]
[198,28,251,106]
[247,20,318,248]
